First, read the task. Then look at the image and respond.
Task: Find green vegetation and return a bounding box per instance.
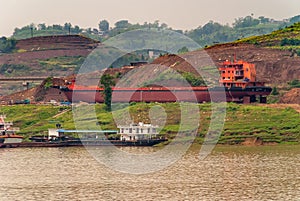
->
[220,104,300,144]
[288,79,300,88]
[1,103,299,144]
[177,46,189,54]
[182,72,205,86]
[238,22,300,46]
[12,23,82,40]
[43,77,53,89]
[38,56,85,72]
[100,74,115,111]
[0,37,16,53]
[9,15,300,48]
[187,15,292,47]
[271,87,279,95]
[234,22,300,60]
[281,38,300,46]
[141,69,205,87]
[99,20,109,32]
[0,105,68,138]
[0,64,30,76]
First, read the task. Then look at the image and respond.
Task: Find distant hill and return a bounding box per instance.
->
[9,15,300,47]
[0,35,99,77]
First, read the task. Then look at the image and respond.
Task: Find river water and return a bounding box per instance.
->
[0,145,299,201]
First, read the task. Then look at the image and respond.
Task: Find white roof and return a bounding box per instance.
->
[117,122,158,128]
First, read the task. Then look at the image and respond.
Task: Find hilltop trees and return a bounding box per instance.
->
[8,14,300,47]
[115,20,130,29]
[99,20,109,32]
[0,37,16,53]
[12,23,82,39]
[233,15,260,28]
[290,15,300,24]
[64,23,72,33]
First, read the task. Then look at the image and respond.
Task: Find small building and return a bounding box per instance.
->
[118,122,159,141]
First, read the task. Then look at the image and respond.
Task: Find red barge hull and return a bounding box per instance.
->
[62,86,272,104]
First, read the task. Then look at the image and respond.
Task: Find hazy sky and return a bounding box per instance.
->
[1,0,300,36]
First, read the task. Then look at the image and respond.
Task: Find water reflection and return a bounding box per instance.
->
[0,145,299,200]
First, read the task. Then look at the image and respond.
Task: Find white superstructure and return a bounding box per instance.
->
[118,122,159,141]
[0,115,23,145]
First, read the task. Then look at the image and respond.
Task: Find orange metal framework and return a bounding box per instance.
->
[219,60,257,88]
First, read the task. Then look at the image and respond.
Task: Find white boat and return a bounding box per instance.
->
[118,122,159,141]
[0,115,23,147]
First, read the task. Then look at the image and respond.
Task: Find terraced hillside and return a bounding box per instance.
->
[0,35,99,77]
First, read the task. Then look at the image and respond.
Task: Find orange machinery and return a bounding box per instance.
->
[219,60,263,88]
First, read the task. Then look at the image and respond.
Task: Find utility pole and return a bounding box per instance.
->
[30,26,33,38]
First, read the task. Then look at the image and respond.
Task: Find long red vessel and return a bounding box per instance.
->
[61,60,272,104]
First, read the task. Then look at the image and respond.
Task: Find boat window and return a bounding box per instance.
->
[147,128,150,133]
[121,128,124,133]
[136,128,139,133]
[129,128,132,133]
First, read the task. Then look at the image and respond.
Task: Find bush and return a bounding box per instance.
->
[0,37,16,53]
[288,79,300,88]
[281,38,300,46]
[271,87,279,95]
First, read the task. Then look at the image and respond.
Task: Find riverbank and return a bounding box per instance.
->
[0,102,299,145]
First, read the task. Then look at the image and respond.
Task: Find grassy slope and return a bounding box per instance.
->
[236,22,300,48]
[0,103,299,144]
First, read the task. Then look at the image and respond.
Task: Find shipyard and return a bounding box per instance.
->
[0,2,300,200]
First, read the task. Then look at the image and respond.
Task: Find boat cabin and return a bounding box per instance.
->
[118,122,159,141]
[0,115,20,135]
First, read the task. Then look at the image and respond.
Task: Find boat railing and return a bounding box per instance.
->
[9,127,20,131]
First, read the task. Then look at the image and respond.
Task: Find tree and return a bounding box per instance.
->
[52,24,63,30]
[258,16,270,24]
[37,23,46,30]
[64,23,72,32]
[202,21,223,35]
[233,16,260,28]
[100,74,115,111]
[115,20,130,29]
[271,87,279,95]
[99,20,109,32]
[177,46,189,54]
[290,15,300,24]
[281,38,289,46]
[0,37,16,53]
[182,72,205,86]
[288,79,300,88]
[73,25,81,34]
